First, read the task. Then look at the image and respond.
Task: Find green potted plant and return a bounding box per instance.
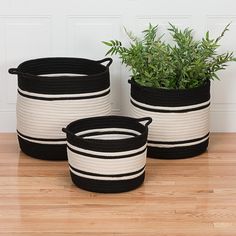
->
[103,23,236,159]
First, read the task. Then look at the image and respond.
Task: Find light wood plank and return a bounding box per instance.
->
[0,133,236,235]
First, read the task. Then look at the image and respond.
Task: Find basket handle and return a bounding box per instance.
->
[97,58,113,68]
[62,127,77,137]
[8,68,31,77]
[136,117,152,127]
[8,68,20,75]
[128,79,136,85]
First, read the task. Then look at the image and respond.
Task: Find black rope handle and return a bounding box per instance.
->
[128,79,135,85]
[62,127,77,138]
[8,68,20,75]
[136,117,152,127]
[8,68,32,77]
[96,58,113,68]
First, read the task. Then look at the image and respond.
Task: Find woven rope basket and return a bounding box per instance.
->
[63,116,152,193]
[9,57,112,160]
[129,78,210,159]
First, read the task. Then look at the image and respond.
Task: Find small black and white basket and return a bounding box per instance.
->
[62,116,152,193]
[9,57,112,160]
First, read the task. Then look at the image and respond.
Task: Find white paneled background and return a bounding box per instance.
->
[0,0,236,132]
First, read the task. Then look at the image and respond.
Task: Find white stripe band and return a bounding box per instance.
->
[67,142,147,157]
[68,148,146,175]
[17,92,111,140]
[18,87,110,99]
[148,136,209,148]
[130,97,210,111]
[17,133,66,145]
[69,167,145,181]
[76,128,141,137]
[131,103,209,142]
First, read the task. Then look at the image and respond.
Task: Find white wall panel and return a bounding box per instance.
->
[135,15,192,37]
[206,16,236,131]
[207,16,236,109]
[0,19,5,106]
[4,17,52,104]
[0,0,236,131]
[67,16,122,112]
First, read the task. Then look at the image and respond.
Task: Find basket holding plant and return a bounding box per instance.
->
[103,23,236,159]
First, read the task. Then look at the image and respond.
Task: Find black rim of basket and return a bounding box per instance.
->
[8,57,113,94]
[129,78,211,107]
[9,57,113,79]
[62,116,152,152]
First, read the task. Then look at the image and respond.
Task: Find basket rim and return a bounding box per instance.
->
[130,77,210,93]
[15,57,112,79]
[63,115,150,145]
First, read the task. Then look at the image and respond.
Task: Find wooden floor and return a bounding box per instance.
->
[0,133,236,236]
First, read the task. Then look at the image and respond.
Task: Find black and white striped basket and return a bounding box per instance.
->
[62,116,152,193]
[9,57,112,160]
[130,78,210,159]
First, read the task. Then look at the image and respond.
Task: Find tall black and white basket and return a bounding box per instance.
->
[130,78,210,159]
[9,57,112,160]
[63,116,152,193]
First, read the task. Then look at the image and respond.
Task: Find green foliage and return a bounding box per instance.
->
[103,23,236,89]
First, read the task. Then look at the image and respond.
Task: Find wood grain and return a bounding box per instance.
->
[0,133,236,235]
